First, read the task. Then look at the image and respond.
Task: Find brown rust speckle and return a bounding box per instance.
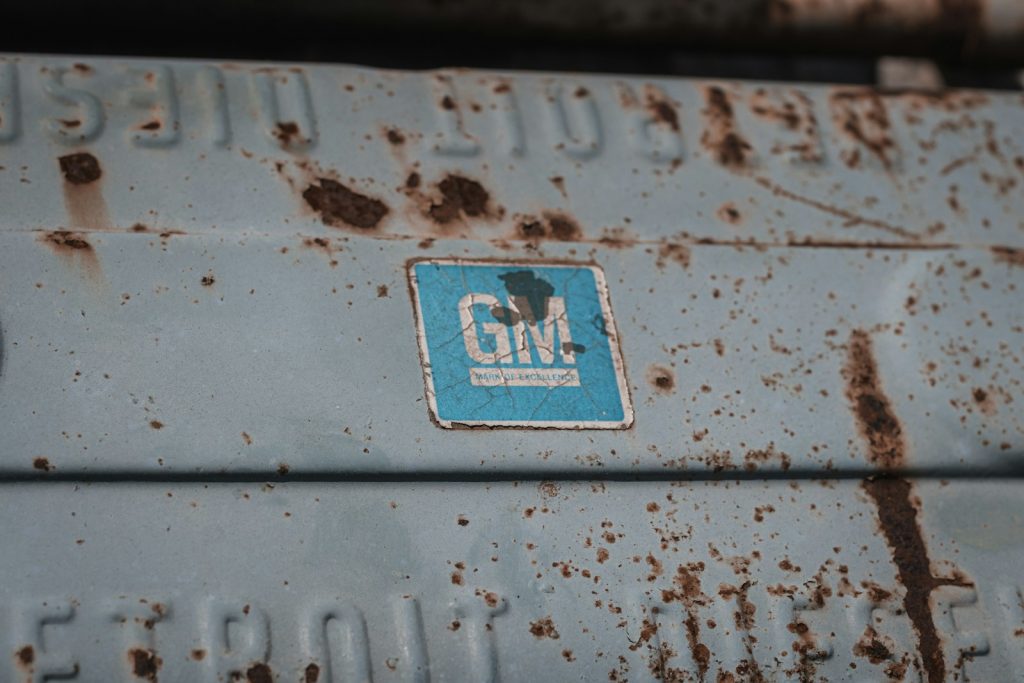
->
[32,457,53,472]
[717,203,742,225]
[129,648,160,682]
[246,663,273,683]
[656,243,690,270]
[529,616,560,639]
[200,274,216,287]
[386,129,405,145]
[517,212,581,242]
[304,663,320,682]
[647,365,675,394]
[15,645,34,667]
[190,649,206,661]
[58,152,101,185]
[303,178,388,230]
[427,175,490,225]
[149,420,164,430]
[274,121,300,145]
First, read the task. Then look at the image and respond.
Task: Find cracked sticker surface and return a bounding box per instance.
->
[409,259,633,429]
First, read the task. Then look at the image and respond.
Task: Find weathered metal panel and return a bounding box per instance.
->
[0,54,1022,683]
[0,480,1022,682]
[0,55,1021,475]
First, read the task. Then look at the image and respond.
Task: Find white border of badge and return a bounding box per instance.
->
[408,258,634,430]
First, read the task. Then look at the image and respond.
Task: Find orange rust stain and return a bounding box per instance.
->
[58,153,110,231]
[38,231,103,281]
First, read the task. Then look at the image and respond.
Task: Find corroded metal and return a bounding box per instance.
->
[0,54,1021,682]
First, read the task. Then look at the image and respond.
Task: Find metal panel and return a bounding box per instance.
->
[0,54,1022,683]
[0,55,1020,475]
[0,480,1022,682]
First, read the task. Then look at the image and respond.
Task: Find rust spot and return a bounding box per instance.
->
[647,365,675,394]
[140,121,161,131]
[277,463,290,475]
[702,86,751,167]
[405,172,421,189]
[992,246,1024,267]
[717,203,742,225]
[972,387,996,416]
[43,231,92,251]
[386,129,405,145]
[190,649,206,661]
[200,274,215,287]
[304,663,320,682]
[129,648,161,682]
[842,330,903,468]
[303,178,388,230]
[853,626,893,664]
[15,645,34,667]
[529,616,560,639]
[274,121,300,145]
[246,663,273,683]
[32,457,53,472]
[58,152,101,185]
[58,153,110,232]
[647,94,680,132]
[440,95,456,110]
[149,420,164,430]
[241,432,253,446]
[427,175,489,225]
[830,91,895,170]
[655,243,690,269]
[457,516,469,526]
[517,212,581,242]
[549,176,567,198]
[377,284,389,298]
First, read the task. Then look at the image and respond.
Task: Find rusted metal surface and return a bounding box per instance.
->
[0,480,1021,681]
[0,54,1021,681]
[0,55,1020,474]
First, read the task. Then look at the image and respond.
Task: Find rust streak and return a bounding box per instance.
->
[845,329,970,683]
[755,176,919,241]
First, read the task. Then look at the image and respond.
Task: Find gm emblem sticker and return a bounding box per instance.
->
[409,259,633,429]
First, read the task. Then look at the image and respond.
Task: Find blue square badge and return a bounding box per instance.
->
[409,259,633,429]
